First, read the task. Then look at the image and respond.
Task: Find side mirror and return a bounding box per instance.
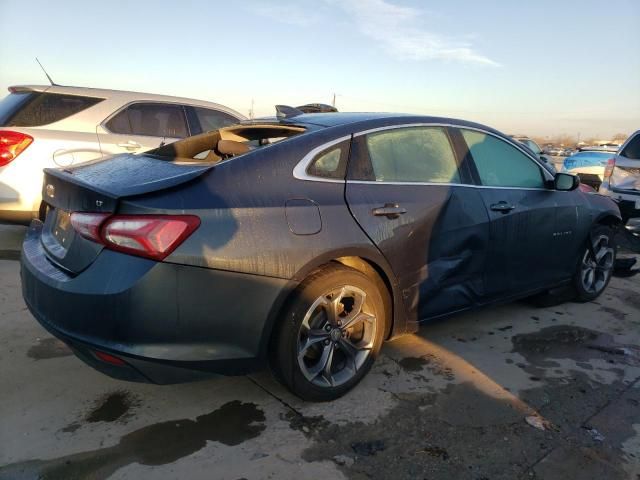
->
[555,172,579,191]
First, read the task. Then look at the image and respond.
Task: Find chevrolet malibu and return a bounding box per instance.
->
[21,111,621,401]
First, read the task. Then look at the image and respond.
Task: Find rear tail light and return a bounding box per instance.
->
[0,131,33,167]
[603,158,616,179]
[102,215,200,260]
[70,212,110,241]
[69,213,200,260]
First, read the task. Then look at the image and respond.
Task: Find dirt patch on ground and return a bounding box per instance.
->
[297,383,545,480]
[0,401,266,480]
[26,337,72,360]
[86,390,139,423]
[290,324,640,480]
[0,250,20,261]
[295,374,638,480]
[398,356,429,372]
[611,287,640,311]
[398,353,455,381]
[512,325,639,368]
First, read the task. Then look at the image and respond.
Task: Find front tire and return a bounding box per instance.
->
[272,264,388,402]
[573,225,616,302]
[527,224,616,307]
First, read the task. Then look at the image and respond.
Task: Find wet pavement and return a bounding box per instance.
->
[0,256,639,480]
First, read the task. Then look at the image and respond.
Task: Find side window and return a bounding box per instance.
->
[461,130,544,188]
[105,109,130,134]
[307,144,347,180]
[106,103,188,138]
[194,107,238,132]
[363,127,460,183]
[621,134,640,160]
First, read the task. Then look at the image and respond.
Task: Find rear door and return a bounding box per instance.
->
[345,125,491,323]
[97,102,190,156]
[454,128,580,298]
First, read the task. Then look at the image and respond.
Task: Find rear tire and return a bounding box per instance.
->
[271,264,388,402]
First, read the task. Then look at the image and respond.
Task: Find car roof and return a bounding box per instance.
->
[8,85,246,119]
[250,112,502,135]
[282,112,414,127]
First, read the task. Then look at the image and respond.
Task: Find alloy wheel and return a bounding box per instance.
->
[580,234,614,294]
[296,285,377,388]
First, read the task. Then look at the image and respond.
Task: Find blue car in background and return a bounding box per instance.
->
[562,149,616,190]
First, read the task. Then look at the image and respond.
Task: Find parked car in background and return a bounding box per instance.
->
[510,135,556,172]
[579,144,619,154]
[21,111,621,401]
[0,85,245,224]
[544,146,564,156]
[599,143,621,151]
[561,149,615,190]
[599,130,640,222]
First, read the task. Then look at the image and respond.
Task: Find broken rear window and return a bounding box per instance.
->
[149,124,307,163]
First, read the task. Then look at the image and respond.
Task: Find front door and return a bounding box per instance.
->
[345,125,491,324]
[454,128,579,298]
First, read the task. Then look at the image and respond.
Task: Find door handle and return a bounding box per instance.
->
[117,141,142,151]
[490,202,516,213]
[372,203,407,219]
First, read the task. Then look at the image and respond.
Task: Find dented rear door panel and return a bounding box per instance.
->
[344,127,491,325]
[346,182,490,324]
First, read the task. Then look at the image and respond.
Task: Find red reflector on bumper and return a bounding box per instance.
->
[94,350,127,366]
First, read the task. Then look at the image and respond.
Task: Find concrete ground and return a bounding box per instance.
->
[0,225,26,260]
[1,238,639,479]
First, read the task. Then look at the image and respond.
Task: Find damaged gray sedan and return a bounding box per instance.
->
[22,111,621,401]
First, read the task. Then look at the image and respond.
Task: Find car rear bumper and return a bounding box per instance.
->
[598,183,640,222]
[21,221,289,383]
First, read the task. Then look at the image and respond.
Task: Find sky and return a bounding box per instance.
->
[0,0,638,139]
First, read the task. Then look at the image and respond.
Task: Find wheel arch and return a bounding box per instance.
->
[594,212,622,228]
[259,247,406,361]
[333,255,395,340]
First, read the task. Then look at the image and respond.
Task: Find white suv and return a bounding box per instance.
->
[598,130,640,223]
[0,85,245,224]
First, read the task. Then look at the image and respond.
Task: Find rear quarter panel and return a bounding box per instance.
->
[118,128,410,345]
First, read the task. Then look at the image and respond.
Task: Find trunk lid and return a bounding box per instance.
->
[40,154,212,274]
